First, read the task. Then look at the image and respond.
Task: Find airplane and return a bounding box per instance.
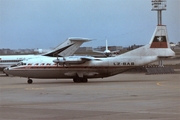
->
[0,37,91,71]
[93,40,120,57]
[4,25,175,84]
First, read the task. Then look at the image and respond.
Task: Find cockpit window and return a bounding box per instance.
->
[17,62,23,66]
[11,62,24,67]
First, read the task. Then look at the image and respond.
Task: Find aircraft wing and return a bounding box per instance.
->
[53,56,101,64]
[80,56,101,61]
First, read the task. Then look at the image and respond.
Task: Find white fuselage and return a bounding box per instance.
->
[4,54,159,79]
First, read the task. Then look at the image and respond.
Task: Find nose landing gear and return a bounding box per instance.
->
[27,78,33,84]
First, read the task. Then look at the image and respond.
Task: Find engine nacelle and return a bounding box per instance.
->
[53,56,86,64]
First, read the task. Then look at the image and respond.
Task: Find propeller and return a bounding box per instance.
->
[56,55,59,67]
[62,57,66,67]
[53,55,67,67]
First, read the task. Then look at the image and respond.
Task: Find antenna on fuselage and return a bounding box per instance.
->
[151,0,167,67]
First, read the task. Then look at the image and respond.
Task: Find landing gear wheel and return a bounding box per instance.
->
[73,78,77,83]
[73,77,88,83]
[27,79,33,84]
[82,78,88,83]
[73,78,81,83]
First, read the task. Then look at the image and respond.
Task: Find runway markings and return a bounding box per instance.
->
[25,88,44,90]
[156,82,165,87]
[0,86,44,90]
[156,82,179,89]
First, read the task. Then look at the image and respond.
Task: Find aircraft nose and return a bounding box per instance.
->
[4,67,9,71]
[3,67,10,75]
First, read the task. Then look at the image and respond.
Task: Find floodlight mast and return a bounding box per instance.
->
[151,0,167,25]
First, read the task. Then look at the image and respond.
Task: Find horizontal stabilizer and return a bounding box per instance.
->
[68,37,92,42]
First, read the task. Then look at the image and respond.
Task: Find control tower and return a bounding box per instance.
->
[151,0,167,25]
[151,0,167,67]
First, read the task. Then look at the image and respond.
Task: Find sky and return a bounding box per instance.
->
[0,0,179,49]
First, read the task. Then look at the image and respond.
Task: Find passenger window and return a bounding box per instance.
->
[28,63,32,66]
[35,63,39,66]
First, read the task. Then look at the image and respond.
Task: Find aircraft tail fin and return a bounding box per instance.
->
[121,25,175,57]
[58,38,91,57]
[148,25,175,57]
[43,37,91,57]
[149,25,169,48]
[105,39,108,51]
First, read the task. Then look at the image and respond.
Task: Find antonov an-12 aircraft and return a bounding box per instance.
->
[4,26,175,83]
[0,38,91,70]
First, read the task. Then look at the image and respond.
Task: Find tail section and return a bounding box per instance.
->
[58,38,91,57]
[105,39,108,51]
[148,25,175,57]
[43,37,91,57]
[121,25,175,57]
[150,25,169,48]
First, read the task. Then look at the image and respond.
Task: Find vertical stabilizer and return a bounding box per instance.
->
[148,25,175,57]
[58,38,91,57]
[120,25,175,57]
[105,39,108,51]
[43,38,91,57]
[150,25,169,48]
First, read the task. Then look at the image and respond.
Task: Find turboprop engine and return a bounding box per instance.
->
[53,56,93,65]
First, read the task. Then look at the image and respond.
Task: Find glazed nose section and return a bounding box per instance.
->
[3,66,12,73]
[3,67,10,75]
[4,67,9,71]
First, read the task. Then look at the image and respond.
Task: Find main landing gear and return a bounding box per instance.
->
[73,77,88,83]
[26,78,88,84]
[27,78,33,84]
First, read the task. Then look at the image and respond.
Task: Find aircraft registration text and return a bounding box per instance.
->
[113,62,134,66]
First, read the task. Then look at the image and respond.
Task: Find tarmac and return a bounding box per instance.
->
[0,73,180,120]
